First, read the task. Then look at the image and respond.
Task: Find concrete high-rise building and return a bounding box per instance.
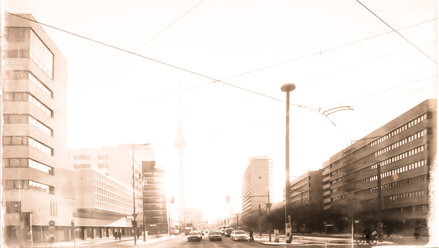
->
[322,99,436,232]
[241,156,273,218]
[142,161,168,234]
[2,13,70,246]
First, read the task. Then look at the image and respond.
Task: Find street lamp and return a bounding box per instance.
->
[281,83,295,235]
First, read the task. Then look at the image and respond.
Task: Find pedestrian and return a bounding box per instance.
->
[385,225,392,239]
[363,228,371,243]
[414,225,420,240]
[249,229,254,241]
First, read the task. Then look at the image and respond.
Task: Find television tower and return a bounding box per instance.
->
[174,84,187,227]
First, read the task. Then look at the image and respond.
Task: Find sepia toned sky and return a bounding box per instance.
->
[4,0,437,222]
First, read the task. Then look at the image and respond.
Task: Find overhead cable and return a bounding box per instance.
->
[355,0,437,64]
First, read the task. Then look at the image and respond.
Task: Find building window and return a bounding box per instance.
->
[28,94,53,117]
[98,164,109,169]
[29,180,53,194]
[3,158,53,175]
[28,115,53,136]
[30,29,54,78]
[28,137,53,155]
[6,201,22,213]
[98,154,109,160]
[3,114,53,136]
[73,164,91,169]
[73,155,91,160]
[29,159,54,174]
[29,72,53,98]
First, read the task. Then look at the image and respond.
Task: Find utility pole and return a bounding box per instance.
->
[258,204,261,238]
[132,144,137,245]
[281,83,295,231]
[266,190,272,242]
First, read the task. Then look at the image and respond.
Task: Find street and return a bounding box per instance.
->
[33,233,429,248]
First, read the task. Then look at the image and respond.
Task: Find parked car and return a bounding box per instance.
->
[224,228,234,237]
[231,230,249,241]
[208,231,222,241]
[187,231,202,242]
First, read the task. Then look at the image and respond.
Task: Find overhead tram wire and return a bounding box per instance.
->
[126,18,436,108]
[5,12,318,115]
[321,75,436,109]
[215,18,436,83]
[352,84,436,109]
[8,12,434,112]
[290,40,437,86]
[83,0,205,91]
[10,12,429,133]
[355,0,437,64]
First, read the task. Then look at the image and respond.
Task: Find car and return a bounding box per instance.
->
[187,231,202,242]
[230,230,249,241]
[224,228,234,237]
[208,231,222,241]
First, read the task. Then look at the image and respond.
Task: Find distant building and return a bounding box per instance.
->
[322,99,436,232]
[184,208,204,228]
[241,156,273,218]
[289,170,323,207]
[142,161,168,234]
[67,144,154,225]
[2,13,70,245]
[68,169,134,239]
[288,170,322,232]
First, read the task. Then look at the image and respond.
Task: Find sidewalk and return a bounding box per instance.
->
[31,234,179,248]
[252,233,428,246]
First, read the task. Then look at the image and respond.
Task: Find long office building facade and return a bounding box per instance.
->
[67,144,155,225]
[2,14,70,246]
[288,170,323,232]
[322,99,436,232]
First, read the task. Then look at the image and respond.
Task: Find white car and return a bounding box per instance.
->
[230,230,249,241]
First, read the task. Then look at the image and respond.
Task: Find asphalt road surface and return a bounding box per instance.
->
[74,236,265,247]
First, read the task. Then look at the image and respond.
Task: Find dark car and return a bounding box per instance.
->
[224,228,234,237]
[187,231,202,242]
[208,231,222,241]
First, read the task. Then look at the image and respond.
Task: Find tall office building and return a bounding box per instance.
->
[142,161,168,234]
[322,99,436,232]
[241,156,273,218]
[2,14,70,245]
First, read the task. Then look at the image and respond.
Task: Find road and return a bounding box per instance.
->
[54,236,266,248]
[33,234,429,248]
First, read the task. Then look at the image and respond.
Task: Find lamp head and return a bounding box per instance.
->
[281,83,296,92]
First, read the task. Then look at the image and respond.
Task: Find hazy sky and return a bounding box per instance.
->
[5,0,437,222]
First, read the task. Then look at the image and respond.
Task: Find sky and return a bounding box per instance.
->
[4,0,437,222]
